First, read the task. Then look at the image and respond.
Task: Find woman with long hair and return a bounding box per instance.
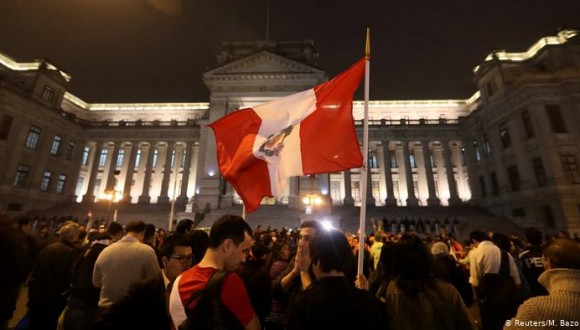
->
[384,234,477,330]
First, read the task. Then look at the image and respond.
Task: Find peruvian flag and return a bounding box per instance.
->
[209,58,365,212]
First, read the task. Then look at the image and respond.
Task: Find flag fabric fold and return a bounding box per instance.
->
[209,58,365,212]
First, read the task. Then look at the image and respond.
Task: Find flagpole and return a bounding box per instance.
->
[358,28,371,276]
[242,204,246,220]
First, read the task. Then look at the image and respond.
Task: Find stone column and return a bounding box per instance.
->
[122,142,139,202]
[82,142,102,203]
[138,142,156,204]
[177,142,193,205]
[382,142,397,206]
[158,142,175,204]
[288,177,300,207]
[105,142,120,191]
[343,169,354,206]
[403,141,419,206]
[442,141,461,205]
[421,140,440,206]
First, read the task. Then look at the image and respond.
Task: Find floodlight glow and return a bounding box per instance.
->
[321,220,335,232]
[302,197,311,205]
[314,196,322,205]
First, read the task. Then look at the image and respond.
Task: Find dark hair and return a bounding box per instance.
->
[391,234,436,297]
[17,218,30,230]
[208,215,252,249]
[309,230,354,274]
[543,238,580,269]
[108,222,124,237]
[176,219,195,234]
[266,239,290,271]
[144,224,156,241]
[525,228,543,246]
[158,234,191,264]
[371,241,396,295]
[125,221,146,234]
[187,230,209,265]
[301,220,323,232]
[492,233,512,252]
[470,230,490,243]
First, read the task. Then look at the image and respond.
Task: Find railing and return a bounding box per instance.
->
[355,118,464,126]
[58,111,199,128]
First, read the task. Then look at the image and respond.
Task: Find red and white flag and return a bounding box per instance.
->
[209,58,365,212]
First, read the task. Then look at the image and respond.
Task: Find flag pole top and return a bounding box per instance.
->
[365,28,371,60]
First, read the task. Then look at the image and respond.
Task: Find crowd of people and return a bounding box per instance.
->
[1,214,579,330]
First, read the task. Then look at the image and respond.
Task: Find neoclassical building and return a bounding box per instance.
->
[1,30,579,232]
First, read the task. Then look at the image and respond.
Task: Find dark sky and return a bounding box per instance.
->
[0,0,579,103]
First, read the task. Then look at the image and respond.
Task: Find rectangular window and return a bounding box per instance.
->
[50,135,62,155]
[561,154,580,184]
[25,126,42,149]
[473,141,481,161]
[390,153,397,169]
[82,146,90,166]
[490,172,499,196]
[116,149,125,168]
[485,79,497,97]
[0,115,13,140]
[13,165,30,188]
[181,149,186,168]
[546,105,567,133]
[135,149,142,168]
[430,152,436,167]
[99,149,108,167]
[152,149,159,168]
[479,176,487,197]
[460,147,466,166]
[507,165,521,192]
[40,171,52,192]
[170,149,176,169]
[532,158,547,187]
[369,152,378,169]
[65,142,75,161]
[483,136,492,156]
[499,123,511,149]
[56,174,66,194]
[409,154,417,168]
[521,110,534,138]
[42,85,56,102]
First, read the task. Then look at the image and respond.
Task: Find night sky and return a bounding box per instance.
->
[0,0,579,103]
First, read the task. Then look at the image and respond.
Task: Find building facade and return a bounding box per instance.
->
[1,31,579,232]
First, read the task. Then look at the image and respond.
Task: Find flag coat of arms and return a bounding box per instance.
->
[209,58,365,212]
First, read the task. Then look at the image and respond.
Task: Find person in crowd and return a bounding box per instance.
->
[18,218,39,273]
[93,221,160,308]
[236,241,272,327]
[368,241,396,296]
[187,229,209,266]
[169,215,260,330]
[144,223,157,248]
[176,219,195,235]
[431,241,473,306]
[27,222,80,330]
[519,228,548,297]
[62,232,112,330]
[384,234,477,330]
[107,222,124,243]
[493,233,530,305]
[351,235,371,278]
[93,234,192,329]
[0,221,29,329]
[287,230,387,330]
[369,233,384,271]
[469,230,520,330]
[506,238,580,329]
[264,239,292,329]
[34,224,52,251]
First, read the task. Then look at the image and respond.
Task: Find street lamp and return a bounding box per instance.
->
[302,194,322,215]
[101,190,122,222]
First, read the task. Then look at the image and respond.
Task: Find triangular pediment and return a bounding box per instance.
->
[204,51,325,77]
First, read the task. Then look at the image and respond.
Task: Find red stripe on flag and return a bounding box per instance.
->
[209,109,271,212]
[302,59,365,174]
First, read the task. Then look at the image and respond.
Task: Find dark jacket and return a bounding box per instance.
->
[287,276,387,330]
[93,272,171,330]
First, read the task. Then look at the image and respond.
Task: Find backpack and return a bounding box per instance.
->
[179,270,244,330]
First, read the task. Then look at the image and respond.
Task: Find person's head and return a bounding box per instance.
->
[59,222,80,243]
[158,234,193,281]
[144,224,156,245]
[17,218,31,234]
[39,224,49,237]
[176,219,194,235]
[187,230,209,266]
[542,238,580,270]
[470,230,490,246]
[391,234,434,296]
[309,230,354,278]
[208,215,253,271]
[430,241,449,258]
[124,221,147,242]
[271,240,290,261]
[525,228,543,246]
[298,220,322,249]
[492,233,513,253]
[107,222,124,242]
